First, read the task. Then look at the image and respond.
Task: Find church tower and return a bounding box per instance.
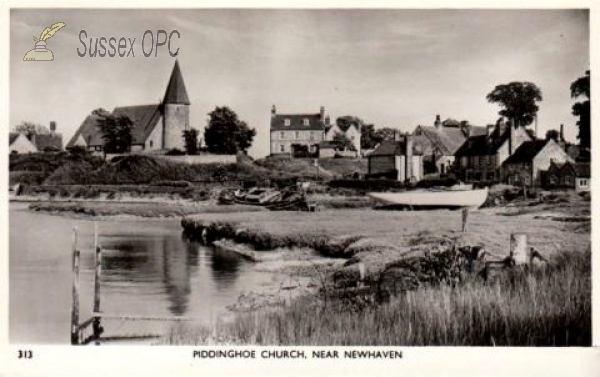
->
[162,60,190,150]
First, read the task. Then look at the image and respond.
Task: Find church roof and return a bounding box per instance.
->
[163,60,190,105]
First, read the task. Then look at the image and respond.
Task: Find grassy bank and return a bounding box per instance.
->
[181,207,590,259]
[165,249,590,346]
[29,201,266,218]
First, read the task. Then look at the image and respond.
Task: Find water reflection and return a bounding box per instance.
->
[98,233,245,315]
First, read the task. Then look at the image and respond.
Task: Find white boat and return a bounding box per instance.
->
[368,187,488,209]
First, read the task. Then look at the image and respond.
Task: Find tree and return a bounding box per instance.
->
[571,70,590,150]
[372,127,397,143]
[204,107,256,154]
[183,128,199,155]
[545,129,560,142]
[486,82,542,127]
[332,132,356,151]
[97,113,134,154]
[13,121,50,139]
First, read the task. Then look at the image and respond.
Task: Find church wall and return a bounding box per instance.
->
[163,105,188,150]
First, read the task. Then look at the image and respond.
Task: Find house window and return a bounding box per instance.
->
[461,156,468,167]
[284,119,291,126]
[303,118,309,126]
[295,131,299,139]
[149,140,153,148]
[580,179,588,187]
[280,131,285,139]
[279,144,285,153]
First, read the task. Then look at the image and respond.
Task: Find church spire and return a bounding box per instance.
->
[163,60,190,105]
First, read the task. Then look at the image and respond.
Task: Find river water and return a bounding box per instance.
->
[9,203,281,344]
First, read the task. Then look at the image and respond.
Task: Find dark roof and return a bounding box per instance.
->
[271,113,324,131]
[442,118,461,127]
[416,126,469,155]
[66,105,161,148]
[369,138,424,157]
[575,162,590,178]
[163,60,190,105]
[33,133,63,151]
[455,123,513,157]
[9,132,19,145]
[503,139,548,165]
[112,104,162,144]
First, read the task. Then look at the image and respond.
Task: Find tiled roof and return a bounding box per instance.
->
[369,138,424,157]
[455,124,513,157]
[417,126,468,155]
[112,104,162,144]
[271,113,324,131]
[163,60,190,105]
[503,139,548,165]
[67,105,161,148]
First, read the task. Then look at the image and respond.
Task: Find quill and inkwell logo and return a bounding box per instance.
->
[23,22,66,61]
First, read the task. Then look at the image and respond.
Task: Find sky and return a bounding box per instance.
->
[10,9,589,158]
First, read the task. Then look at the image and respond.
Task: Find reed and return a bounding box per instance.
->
[166,249,590,346]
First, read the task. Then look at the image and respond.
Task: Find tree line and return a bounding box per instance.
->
[40,70,588,156]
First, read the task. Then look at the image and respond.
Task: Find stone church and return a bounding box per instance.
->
[67,60,190,152]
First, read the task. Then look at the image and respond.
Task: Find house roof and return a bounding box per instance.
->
[369,138,424,157]
[455,122,515,157]
[271,113,324,131]
[9,132,20,145]
[112,104,162,144]
[67,105,162,148]
[503,139,548,165]
[163,60,190,105]
[33,133,63,151]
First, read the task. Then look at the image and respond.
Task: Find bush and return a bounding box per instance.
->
[166,148,185,156]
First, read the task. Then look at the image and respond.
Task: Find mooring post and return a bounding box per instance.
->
[93,222,103,340]
[70,227,80,345]
[510,233,529,265]
[461,208,469,232]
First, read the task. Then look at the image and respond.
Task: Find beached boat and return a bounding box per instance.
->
[368,187,488,210]
[218,187,308,211]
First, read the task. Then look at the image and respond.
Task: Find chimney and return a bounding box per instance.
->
[319,106,325,122]
[434,115,441,129]
[325,115,330,126]
[394,129,401,141]
[50,121,56,133]
[560,124,564,141]
[271,105,277,117]
[405,133,413,182]
[486,124,494,136]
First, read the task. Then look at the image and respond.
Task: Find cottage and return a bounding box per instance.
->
[325,121,361,156]
[9,121,63,154]
[414,115,486,175]
[269,106,326,157]
[501,138,574,187]
[545,161,590,192]
[67,60,190,153]
[454,118,533,183]
[368,132,423,182]
[9,132,37,154]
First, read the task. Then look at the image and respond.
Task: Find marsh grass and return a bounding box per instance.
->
[166,250,590,346]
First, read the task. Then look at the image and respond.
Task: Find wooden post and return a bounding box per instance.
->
[510,233,529,265]
[461,208,469,232]
[93,222,103,340]
[70,227,80,345]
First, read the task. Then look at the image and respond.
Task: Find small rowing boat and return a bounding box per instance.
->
[368,187,488,210]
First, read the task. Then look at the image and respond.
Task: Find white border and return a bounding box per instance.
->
[1,1,598,376]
